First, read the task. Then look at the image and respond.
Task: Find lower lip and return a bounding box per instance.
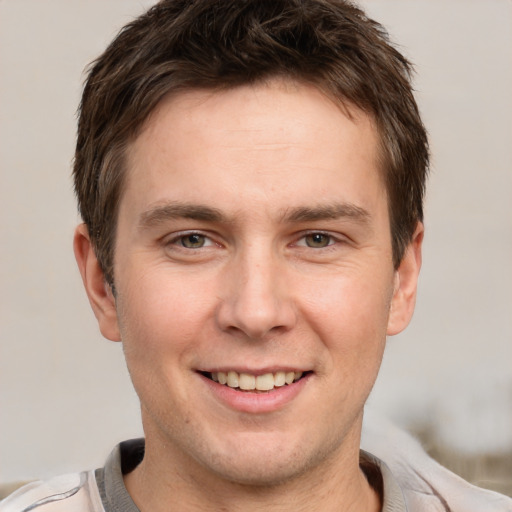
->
[198,373,311,414]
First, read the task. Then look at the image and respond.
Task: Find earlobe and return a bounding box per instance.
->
[73,224,121,342]
[387,222,424,336]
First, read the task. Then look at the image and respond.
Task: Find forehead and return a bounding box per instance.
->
[137,80,378,158]
[122,80,386,221]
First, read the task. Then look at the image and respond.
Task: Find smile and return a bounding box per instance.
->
[205,371,306,392]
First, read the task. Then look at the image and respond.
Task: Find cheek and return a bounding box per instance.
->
[297,269,392,385]
[114,275,212,419]
[299,269,393,339]
[115,271,216,363]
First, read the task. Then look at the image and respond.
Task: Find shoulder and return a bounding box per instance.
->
[0,471,104,512]
[362,409,512,512]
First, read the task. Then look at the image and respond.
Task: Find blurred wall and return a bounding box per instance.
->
[1,0,511,482]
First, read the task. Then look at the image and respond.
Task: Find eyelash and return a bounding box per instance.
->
[165,230,343,251]
[166,231,217,250]
[294,231,339,249]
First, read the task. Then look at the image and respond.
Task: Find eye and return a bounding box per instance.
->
[163,231,221,260]
[302,233,333,248]
[177,233,210,249]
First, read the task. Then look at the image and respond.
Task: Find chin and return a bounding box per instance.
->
[207,454,309,487]
[200,432,338,487]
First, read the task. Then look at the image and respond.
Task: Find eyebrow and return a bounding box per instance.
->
[138,201,371,229]
[139,202,227,228]
[282,203,371,224]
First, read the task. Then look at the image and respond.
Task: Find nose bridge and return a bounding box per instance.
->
[217,240,296,339]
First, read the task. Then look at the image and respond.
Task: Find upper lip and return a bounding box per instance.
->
[197,367,310,375]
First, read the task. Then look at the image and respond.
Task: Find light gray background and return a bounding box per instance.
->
[1,0,511,482]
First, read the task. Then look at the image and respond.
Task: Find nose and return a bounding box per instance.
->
[215,247,297,340]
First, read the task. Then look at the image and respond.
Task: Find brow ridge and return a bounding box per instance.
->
[139,201,371,229]
[139,202,226,228]
[282,203,371,224]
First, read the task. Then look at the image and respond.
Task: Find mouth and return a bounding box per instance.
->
[201,370,309,392]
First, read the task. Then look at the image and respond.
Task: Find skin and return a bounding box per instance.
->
[75,80,423,511]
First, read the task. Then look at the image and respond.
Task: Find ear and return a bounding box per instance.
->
[387,222,424,336]
[73,224,121,341]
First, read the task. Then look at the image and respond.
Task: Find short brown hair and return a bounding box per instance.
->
[74,0,429,285]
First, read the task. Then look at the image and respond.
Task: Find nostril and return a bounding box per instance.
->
[214,279,297,340]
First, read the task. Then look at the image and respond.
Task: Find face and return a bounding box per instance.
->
[76,80,422,486]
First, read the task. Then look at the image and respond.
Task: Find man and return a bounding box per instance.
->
[1,1,511,511]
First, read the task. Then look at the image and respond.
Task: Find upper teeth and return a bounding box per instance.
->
[211,371,303,391]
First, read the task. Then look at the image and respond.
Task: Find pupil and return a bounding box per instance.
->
[307,233,329,247]
[183,234,204,248]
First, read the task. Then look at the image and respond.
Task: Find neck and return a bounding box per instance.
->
[124,434,381,512]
